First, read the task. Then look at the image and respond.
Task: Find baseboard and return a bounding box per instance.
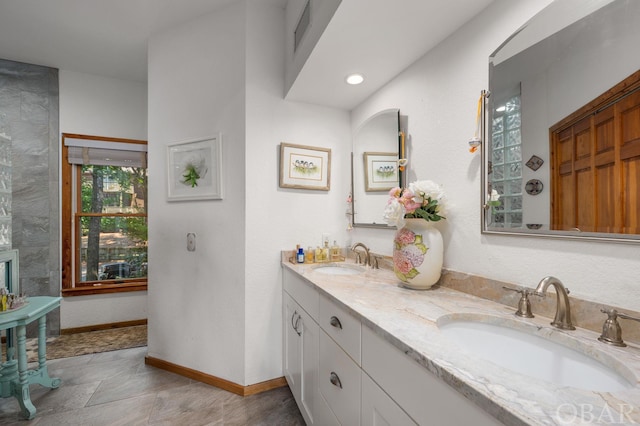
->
[61,319,147,335]
[144,355,287,397]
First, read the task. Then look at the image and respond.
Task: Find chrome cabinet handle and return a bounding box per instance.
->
[291,311,301,336]
[329,371,342,389]
[329,316,342,329]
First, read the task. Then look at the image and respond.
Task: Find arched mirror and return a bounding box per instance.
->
[351,109,402,227]
[483,0,640,242]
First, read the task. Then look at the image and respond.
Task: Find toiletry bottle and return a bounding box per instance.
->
[315,246,323,262]
[305,246,314,263]
[297,247,305,263]
[330,240,341,261]
[322,240,330,262]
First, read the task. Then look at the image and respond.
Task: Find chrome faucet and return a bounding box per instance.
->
[351,242,371,266]
[534,276,575,330]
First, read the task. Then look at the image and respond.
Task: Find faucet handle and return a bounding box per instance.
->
[616,310,640,323]
[598,308,640,347]
[502,287,540,318]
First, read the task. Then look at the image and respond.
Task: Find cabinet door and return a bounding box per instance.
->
[298,306,319,425]
[284,292,322,425]
[283,293,302,398]
[362,372,417,426]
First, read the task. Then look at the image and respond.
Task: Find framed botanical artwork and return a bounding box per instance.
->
[279,143,331,191]
[167,135,223,201]
[363,152,399,191]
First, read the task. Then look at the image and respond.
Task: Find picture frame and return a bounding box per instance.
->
[0,249,19,293]
[279,143,331,191]
[363,152,399,191]
[167,135,223,201]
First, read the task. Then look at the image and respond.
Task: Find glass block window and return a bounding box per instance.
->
[0,135,10,249]
[490,95,522,228]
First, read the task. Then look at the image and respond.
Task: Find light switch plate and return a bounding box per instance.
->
[187,233,196,251]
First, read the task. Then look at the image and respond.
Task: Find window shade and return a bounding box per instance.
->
[65,138,147,168]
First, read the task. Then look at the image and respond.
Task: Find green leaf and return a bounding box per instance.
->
[182,165,200,187]
[406,268,420,279]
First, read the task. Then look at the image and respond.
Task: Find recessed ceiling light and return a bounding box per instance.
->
[345,73,364,85]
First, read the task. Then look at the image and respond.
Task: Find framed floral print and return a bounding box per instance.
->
[167,135,223,201]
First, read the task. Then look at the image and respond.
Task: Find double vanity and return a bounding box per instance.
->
[281,254,640,425]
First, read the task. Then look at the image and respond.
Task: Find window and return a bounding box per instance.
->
[62,134,148,296]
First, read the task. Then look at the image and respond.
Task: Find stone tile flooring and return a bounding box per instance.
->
[0,347,304,425]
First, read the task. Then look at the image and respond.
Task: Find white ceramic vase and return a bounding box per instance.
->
[392,218,443,290]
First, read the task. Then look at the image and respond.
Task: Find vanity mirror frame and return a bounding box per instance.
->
[351,109,403,229]
[481,0,640,244]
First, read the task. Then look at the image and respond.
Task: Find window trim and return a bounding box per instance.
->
[61,133,148,297]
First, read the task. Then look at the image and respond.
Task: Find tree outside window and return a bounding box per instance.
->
[61,134,148,295]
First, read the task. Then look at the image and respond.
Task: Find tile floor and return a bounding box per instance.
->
[0,346,304,425]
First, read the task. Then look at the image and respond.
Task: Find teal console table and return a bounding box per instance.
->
[0,296,61,419]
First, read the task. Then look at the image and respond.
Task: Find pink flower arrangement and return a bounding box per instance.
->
[383,180,447,228]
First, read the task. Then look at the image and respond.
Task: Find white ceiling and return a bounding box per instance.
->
[0,0,494,110]
[0,0,245,82]
[286,0,495,109]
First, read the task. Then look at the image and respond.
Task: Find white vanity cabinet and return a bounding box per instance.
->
[282,266,501,426]
[283,270,339,426]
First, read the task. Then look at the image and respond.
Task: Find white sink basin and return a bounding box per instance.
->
[437,314,635,392]
[311,264,364,275]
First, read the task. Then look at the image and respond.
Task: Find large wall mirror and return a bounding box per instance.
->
[351,109,402,227]
[483,0,640,242]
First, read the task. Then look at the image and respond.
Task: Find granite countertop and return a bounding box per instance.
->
[281,258,640,425]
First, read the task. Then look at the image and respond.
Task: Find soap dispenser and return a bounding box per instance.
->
[321,240,330,262]
[330,240,341,261]
[296,246,305,263]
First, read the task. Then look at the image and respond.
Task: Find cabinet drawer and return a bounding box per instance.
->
[283,268,319,320]
[319,330,361,426]
[319,293,361,365]
[362,326,501,426]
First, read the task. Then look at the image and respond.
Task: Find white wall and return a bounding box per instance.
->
[59,70,148,329]
[245,1,351,385]
[349,0,640,311]
[147,0,350,386]
[60,70,147,140]
[284,0,341,95]
[147,1,248,385]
